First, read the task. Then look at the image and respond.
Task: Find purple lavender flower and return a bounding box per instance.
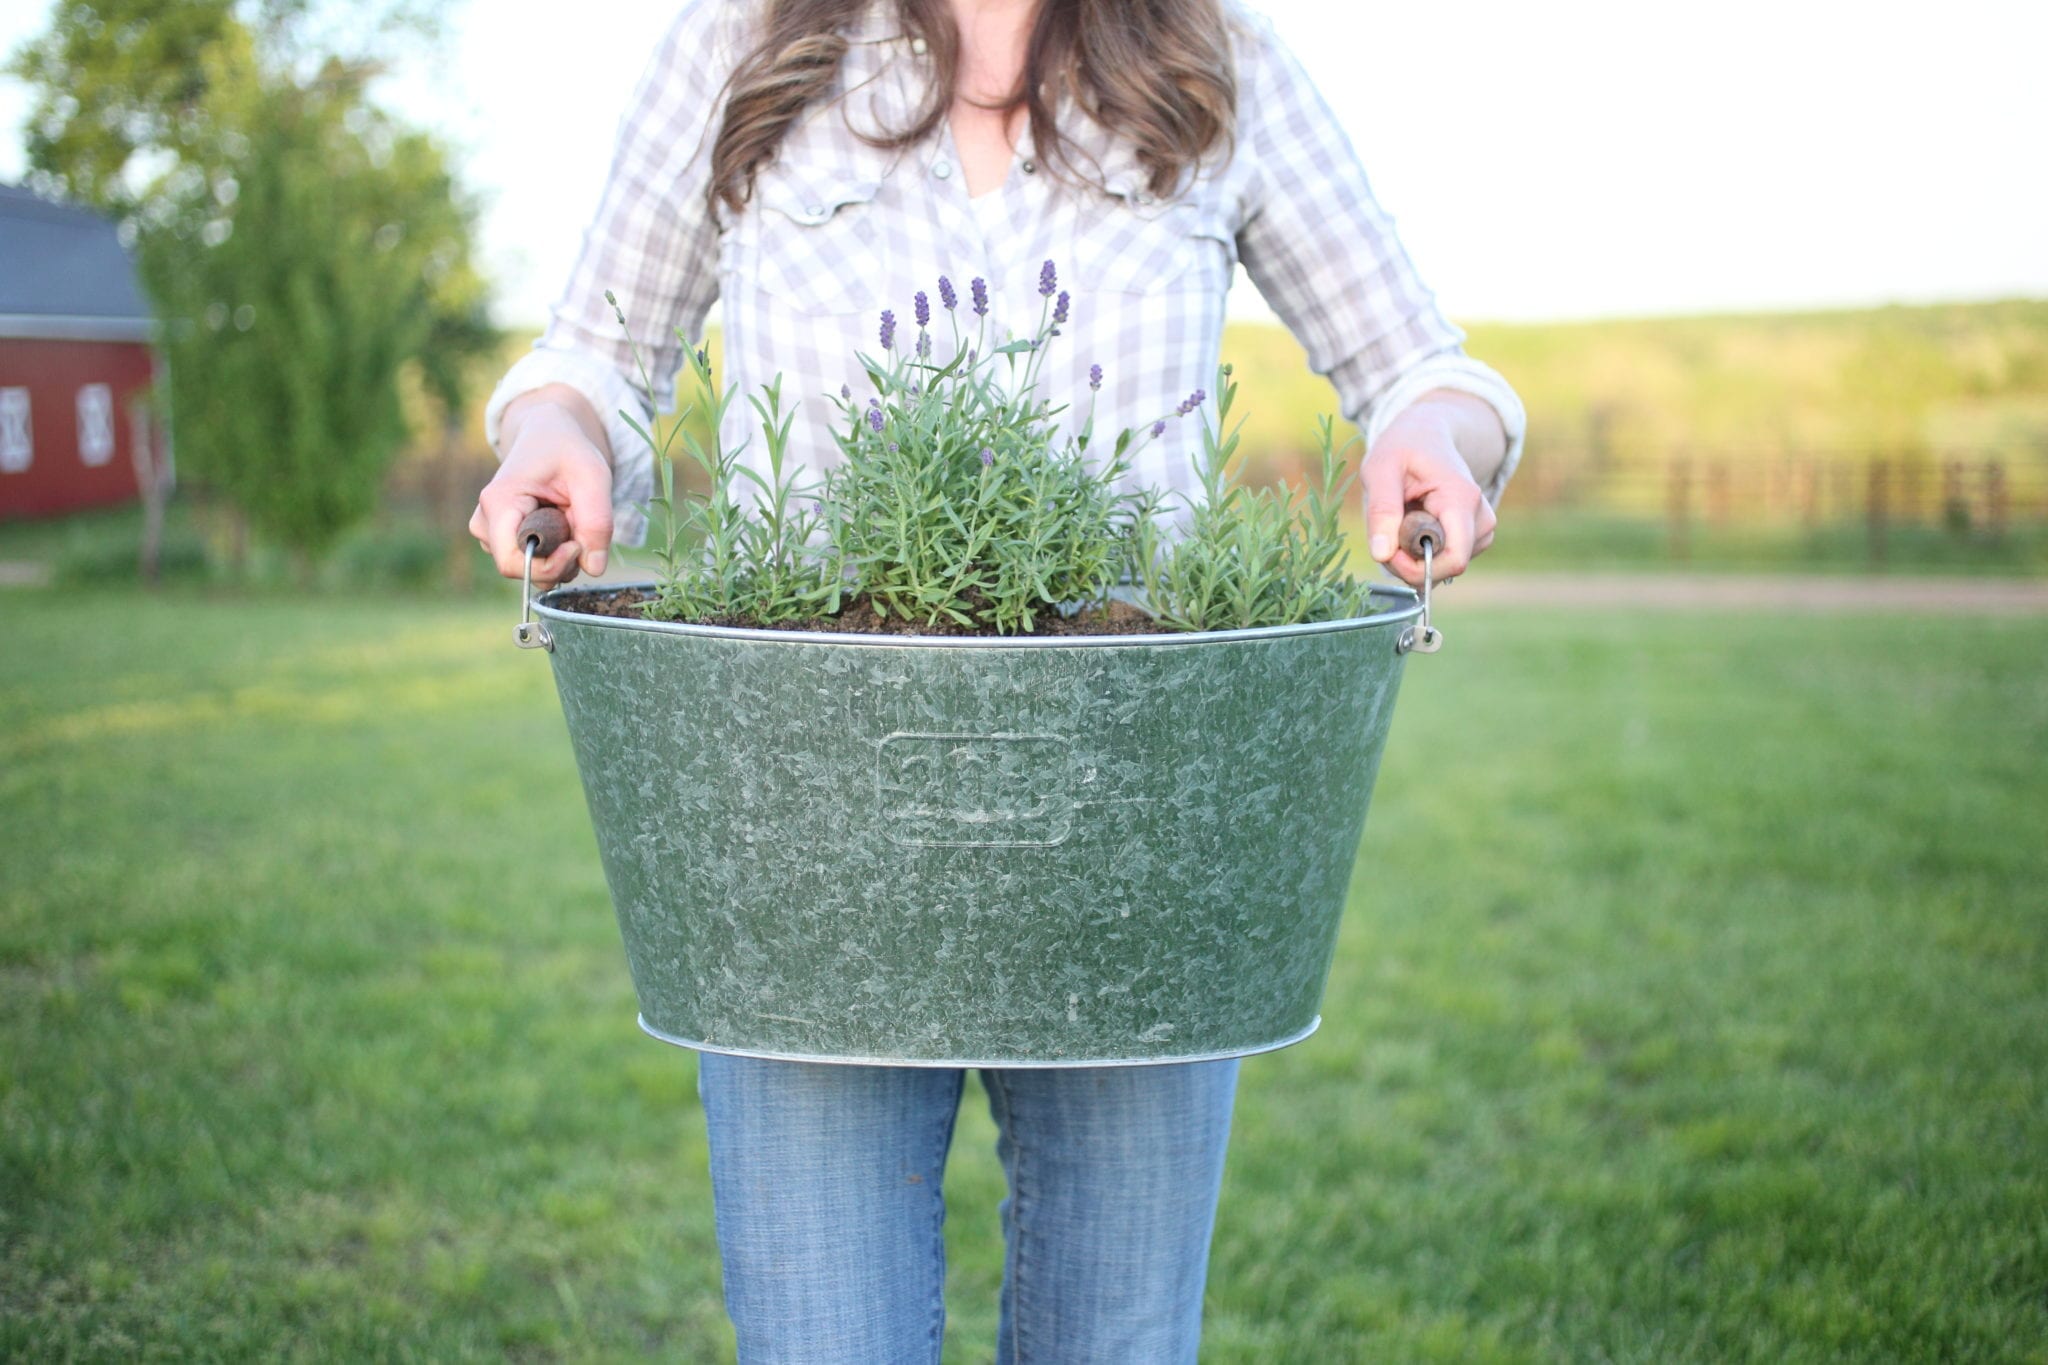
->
[979,447,995,467]
[1038,260,1057,297]
[908,382,921,396]
[914,291,930,328]
[938,276,957,310]
[1088,363,1103,391]
[868,405,885,432]
[878,309,896,351]
[1175,387,1207,417]
[971,277,989,317]
[917,332,932,358]
[812,500,825,515]
[840,383,851,400]
[1052,290,1069,325]
[695,345,710,369]
[888,442,899,452]
[1151,420,1166,438]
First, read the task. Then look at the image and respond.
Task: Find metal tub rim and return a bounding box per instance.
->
[637,1013,1323,1068]
[535,580,1424,650]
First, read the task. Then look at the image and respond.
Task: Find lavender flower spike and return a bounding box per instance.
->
[914,291,930,328]
[970,277,989,317]
[938,275,957,310]
[868,405,886,432]
[979,447,995,467]
[878,309,896,351]
[1038,260,1057,297]
[841,383,851,400]
[1175,387,1207,417]
[1053,290,1070,326]
[1088,363,1103,391]
[1151,420,1167,437]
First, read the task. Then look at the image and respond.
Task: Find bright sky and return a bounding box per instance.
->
[2,0,2043,327]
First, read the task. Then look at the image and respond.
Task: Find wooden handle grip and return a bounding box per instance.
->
[1398,510,1446,560]
[518,506,571,558]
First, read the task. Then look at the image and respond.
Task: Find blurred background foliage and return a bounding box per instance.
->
[6,0,499,577]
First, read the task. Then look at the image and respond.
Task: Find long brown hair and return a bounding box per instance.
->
[710,0,1238,216]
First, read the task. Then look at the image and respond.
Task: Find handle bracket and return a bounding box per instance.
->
[1395,510,1445,656]
[516,536,553,651]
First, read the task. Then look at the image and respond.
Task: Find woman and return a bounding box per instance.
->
[471,0,1524,1357]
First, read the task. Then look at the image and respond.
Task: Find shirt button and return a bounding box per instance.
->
[932,159,952,180]
[910,36,928,55]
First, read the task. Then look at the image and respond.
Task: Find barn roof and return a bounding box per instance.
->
[0,184,153,343]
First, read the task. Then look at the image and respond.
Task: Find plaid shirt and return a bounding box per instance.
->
[484,0,1525,548]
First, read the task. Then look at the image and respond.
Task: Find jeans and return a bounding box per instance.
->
[696,1051,1241,1364]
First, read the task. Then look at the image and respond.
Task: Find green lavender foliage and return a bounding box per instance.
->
[823,294,1147,633]
[608,294,841,625]
[1133,364,1378,632]
[614,267,1383,635]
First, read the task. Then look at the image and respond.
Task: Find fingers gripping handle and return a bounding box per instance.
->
[1396,509,1446,656]
[514,505,571,651]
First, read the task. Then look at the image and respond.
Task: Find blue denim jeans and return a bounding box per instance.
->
[696,1051,1240,1363]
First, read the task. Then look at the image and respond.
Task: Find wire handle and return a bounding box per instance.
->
[1395,510,1445,655]
[514,506,571,651]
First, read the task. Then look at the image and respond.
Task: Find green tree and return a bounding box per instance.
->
[8,0,494,573]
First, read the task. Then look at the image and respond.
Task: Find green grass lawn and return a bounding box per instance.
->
[1,587,2042,1362]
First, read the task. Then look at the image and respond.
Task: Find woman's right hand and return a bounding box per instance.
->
[470,384,615,585]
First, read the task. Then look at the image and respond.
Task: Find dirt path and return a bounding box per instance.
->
[1441,572,2048,615]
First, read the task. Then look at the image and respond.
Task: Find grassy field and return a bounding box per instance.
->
[1,586,2043,1362]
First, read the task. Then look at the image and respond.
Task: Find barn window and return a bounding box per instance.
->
[0,388,29,472]
[78,384,115,467]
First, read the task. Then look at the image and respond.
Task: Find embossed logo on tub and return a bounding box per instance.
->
[878,733,1074,847]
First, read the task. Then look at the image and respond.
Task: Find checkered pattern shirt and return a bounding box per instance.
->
[484,0,1526,548]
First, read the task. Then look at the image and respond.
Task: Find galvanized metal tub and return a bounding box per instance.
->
[530,583,1424,1067]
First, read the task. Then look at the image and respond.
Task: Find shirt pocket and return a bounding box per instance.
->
[738,159,892,316]
[1070,186,1239,298]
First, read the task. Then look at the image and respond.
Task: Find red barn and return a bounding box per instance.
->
[0,184,162,520]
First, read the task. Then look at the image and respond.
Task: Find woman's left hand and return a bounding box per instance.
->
[1360,390,1504,588]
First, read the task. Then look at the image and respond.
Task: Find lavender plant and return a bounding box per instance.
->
[610,262,1382,635]
[605,291,840,625]
[1130,364,1376,631]
[821,263,1152,632]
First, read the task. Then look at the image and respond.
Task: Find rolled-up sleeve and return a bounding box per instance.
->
[482,0,746,546]
[1231,10,1525,506]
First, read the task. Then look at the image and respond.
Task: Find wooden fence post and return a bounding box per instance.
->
[1706,459,1732,525]
[1867,460,1890,565]
[1942,458,1967,535]
[1668,456,1691,562]
[1985,460,2009,540]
